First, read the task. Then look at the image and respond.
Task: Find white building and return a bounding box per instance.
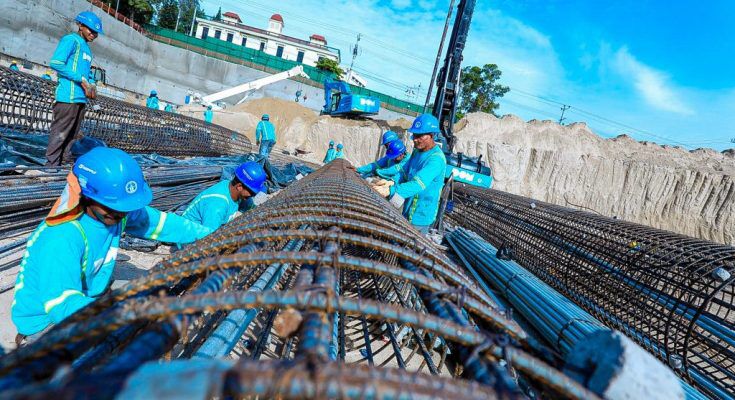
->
[194,12,339,67]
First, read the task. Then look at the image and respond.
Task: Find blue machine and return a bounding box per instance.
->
[322,80,380,117]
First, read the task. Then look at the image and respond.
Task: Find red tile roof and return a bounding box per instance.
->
[270,14,283,23]
[310,34,327,44]
[223,12,241,22]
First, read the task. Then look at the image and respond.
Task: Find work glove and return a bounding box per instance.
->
[389,193,405,209]
[371,179,393,198]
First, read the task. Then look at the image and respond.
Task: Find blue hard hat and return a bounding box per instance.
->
[381,130,400,146]
[75,11,104,34]
[408,114,440,136]
[329,140,334,146]
[150,90,157,96]
[336,143,343,150]
[262,114,269,121]
[234,161,267,194]
[73,147,152,212]
[385,140,406,160]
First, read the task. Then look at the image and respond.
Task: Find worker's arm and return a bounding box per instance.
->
[255,122,263,143]
[125,206,213,244]
[49,36,85,83]
[36,229,95,323]
[356,162,377,175]
[376,153,410,178]
[391,154,444,199]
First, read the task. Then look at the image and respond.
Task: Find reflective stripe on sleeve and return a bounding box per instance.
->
[149,212,168,240]
[44,289,84,313]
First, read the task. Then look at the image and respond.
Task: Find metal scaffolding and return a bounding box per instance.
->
[448,185,735,399]
[0,160,598,400]
[0,66,250,156]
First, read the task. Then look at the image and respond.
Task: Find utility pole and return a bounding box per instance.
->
[188,2,198,36]
[174,2,181,32]
[559,104,571,125]
[348,33,362,73]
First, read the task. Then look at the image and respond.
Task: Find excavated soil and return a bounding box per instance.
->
[179,98,734,245]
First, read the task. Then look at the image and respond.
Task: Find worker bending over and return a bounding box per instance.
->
[45,11,102,167]
[41,69,53,80]
[335,143,346,159]
[146,90,159,110]
[368,140,408,182]
[356,130,409,178]
[182,161,267,231]
[9,60,20,71]
[255,114,277,157]
[12,147,212,343]
[323,140,336,163]
[372,114,446,234]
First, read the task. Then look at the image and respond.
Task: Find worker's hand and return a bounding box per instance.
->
[82,79,96,99]
[371,179,394,197]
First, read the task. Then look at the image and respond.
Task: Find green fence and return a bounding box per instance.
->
[143,24,424,115]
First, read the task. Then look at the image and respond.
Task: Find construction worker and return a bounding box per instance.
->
[9,60,20,71]
[204,105,213,123]
[255,114,276,157]
[45,11,102,167]
[371,114,447,234]
[41,69,53,80]
[146,90,159,110]
[182,161,267,231]
[11,147,212,342]
[323,140,336,163]
[335,143,346,159]
[164,103,174,113]
[356,130,409,177]
[369,140,408,182]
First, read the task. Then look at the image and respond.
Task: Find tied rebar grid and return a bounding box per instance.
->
[0,160,598,400]
[0,66,250,156]
[448,185,735,399]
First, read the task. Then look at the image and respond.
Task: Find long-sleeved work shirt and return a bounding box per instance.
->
[12,207,212,335]
[389,145,446,228]
[204,109,213,123]
[255,120,276,142]
[146,96,159,110]
[335,150,345,159]
[323,147,336,163]
[181,180,254,231]
[49,33,93,104]
[357,153,410,182]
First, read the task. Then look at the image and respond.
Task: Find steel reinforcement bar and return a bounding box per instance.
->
[0,160,598,400]
[0,66,250,156]
[448,185,735,399]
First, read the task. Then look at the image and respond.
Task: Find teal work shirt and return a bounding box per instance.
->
[335,150,345,159]
[146,96,159,110]
[50,33,93,104]
[255,121,276,142]
[204,109,213,123]
[182,180,244,231]
[323,148,336,163]
[390,145,447,227]
[12,207,212,335]
[164,104,174,112]
[358,153,409,182]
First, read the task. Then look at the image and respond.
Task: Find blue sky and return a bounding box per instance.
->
[200,0,735,151]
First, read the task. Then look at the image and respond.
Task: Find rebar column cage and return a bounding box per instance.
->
[449,184,735,399]
[0,66,250,156]
[0,160,599,399]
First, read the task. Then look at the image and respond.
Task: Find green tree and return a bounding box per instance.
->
[315,58,344,80]
[157,0,179,29]
[214,6,222,21]
[457,64,509,118]
[177,0,204,34]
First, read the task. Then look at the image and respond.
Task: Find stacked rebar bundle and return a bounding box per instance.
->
[0,160,599,400]
[0,66,250,156]
[448,185,735,399]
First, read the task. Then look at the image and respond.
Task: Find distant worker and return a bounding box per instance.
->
[11,148,212,343]
[41,69,53,80]
[371,114,447,234]
[255,114,276,157]
[335,143,346,159]
[204,105,213,123]
[146,90,159,110]
[356,130,408,178]
[369,140,408,182]
[45,11,102,167]
[295,89,302,102]
[182,161,267,231]
[9,60,20,71]
[164,103,174,113]
[323,140,336,163]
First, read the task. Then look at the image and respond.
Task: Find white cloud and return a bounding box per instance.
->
[613,47,694,115]
[390,0,413,9]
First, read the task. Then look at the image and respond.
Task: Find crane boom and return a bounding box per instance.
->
[200,66,309,107]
